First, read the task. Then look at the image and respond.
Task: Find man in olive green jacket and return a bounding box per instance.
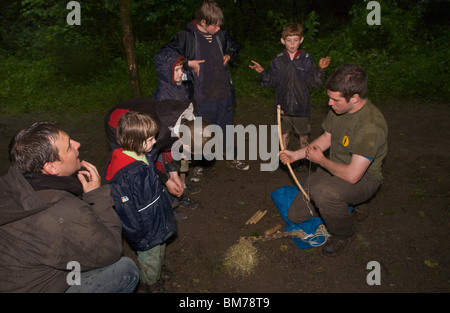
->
[0,122,139,292]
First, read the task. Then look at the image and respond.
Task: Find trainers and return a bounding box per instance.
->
[184,183,201,195]
[228,160,250,171]
[160,266,173,283]
[190,166,204,183]
[322,235,354,257]
[174,209,188,221]
[179,195,201,209]
[193,166,204,177]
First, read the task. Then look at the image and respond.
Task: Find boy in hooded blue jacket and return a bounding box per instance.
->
[104,111,177,293]
[153,51,193,101]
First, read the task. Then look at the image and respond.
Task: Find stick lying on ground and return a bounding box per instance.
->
[240,229,306,243]
[245,210,267,225]
[264,224,282,235]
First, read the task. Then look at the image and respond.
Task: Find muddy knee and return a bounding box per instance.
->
[287,193,317,223]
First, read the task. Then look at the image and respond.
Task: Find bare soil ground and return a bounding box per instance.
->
[0,98,448,294]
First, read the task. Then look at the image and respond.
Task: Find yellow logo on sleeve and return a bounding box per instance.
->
[342,136,349,147]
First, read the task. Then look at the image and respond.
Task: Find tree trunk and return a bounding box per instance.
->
[118,0,141,98]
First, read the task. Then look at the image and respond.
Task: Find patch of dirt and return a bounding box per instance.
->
[0,100,448,293]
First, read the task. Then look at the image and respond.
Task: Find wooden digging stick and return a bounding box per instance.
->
[277,105,311,202]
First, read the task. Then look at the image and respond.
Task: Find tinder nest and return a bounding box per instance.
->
[223,239,258,276]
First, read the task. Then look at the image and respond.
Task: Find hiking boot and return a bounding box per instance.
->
[322,235,354,257]
[353,205,369,222]
[179,195,201,209]
[227,160,250,171]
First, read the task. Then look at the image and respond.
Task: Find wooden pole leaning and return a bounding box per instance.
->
[277,105,311,202]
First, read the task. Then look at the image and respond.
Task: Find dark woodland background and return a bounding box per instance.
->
[0,0,448,114]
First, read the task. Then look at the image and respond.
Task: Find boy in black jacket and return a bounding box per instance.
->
[250,22,331,170]
[158,0,249,171]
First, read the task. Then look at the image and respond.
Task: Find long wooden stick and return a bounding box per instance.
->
[277,105,311,202]
[240,229,307,243]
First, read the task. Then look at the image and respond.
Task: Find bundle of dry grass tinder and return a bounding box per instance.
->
[223,239,258,276]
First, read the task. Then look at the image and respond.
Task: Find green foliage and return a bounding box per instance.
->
[303,11,320,43]
[326,0,450,102]
[0,0,447,115]
[0,55,156,114]
[266,10,288,38]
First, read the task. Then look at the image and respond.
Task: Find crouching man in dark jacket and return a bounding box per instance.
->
[0,122,139,293]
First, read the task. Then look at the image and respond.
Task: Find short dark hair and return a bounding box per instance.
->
[326,64,368,102]
[9,122,61,173]
[196,0,224,26]
[117,111,159,155]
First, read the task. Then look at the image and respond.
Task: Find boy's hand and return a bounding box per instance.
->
[188,59,205,76]
[249,60,265,73]
[319,56,331,69]
[166,172,184,197]
[223,55,230,66]
[166,179,184,197]
[77,160,101,193]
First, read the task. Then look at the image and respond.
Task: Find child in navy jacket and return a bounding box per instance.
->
[104,111,176,293]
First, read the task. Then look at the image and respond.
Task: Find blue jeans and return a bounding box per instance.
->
[65,256,139,293]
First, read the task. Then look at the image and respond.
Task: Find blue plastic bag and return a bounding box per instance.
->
[271,185,353,249]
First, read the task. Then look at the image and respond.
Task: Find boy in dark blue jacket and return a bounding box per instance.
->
[104,111,177,293]
[158,0,249,171]
[250,22,331,170]
[153,50,200,201]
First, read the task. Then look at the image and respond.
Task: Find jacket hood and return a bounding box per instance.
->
[187,19,198,31]
[187,19,218,37]
[105,98,197,152]
[104,148,138,183]
[0,166,51,225]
